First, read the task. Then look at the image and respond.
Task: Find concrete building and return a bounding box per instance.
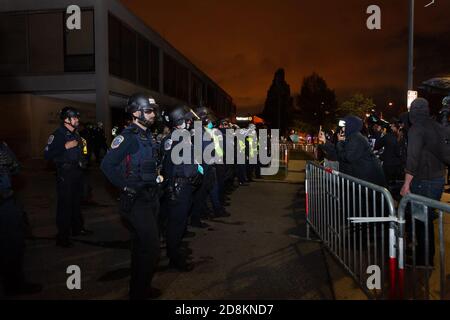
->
[0,0,236,158]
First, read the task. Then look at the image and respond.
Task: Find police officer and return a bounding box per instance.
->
[161,105,203,271]
[44,107,92,248]
[192,107,230,219]
[246,123,260,180]
[101,93,161,300]
[1,142,42,296]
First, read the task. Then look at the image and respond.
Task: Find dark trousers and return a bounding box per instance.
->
[236,164,247,183]
[121,192,160,300]
[216,164,226,202]
[410,177,445,265]
[158,194,170,240]
[224,165,235,188]
[383,164,402,184]
[0,197,25,293]
[191,183,207,225]
[167,184,194,260]
[56,167,84,240]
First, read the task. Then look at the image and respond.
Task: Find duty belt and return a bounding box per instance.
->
[174,175,202,187]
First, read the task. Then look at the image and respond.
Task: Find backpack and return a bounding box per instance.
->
[428,121,450,166]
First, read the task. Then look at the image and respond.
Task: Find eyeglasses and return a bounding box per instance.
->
[144,110,155,115]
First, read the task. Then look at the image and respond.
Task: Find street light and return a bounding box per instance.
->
[407,0,415,91]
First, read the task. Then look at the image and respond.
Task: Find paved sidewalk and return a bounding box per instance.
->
[10,161,339,300]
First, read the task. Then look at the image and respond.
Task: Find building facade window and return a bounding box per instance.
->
[137,34,150,88]
[64,10,95,72]
[163,53,189,102]
[29,12,65,73]
[191,73,203,106]
[0,14,28,74]
[150,44,160,92]
[207,85,217,111]
[108,14,122,77]
[108,14,138,82]
[109,14,160,91]
[163,53,176,97]
[176,63,189,102]
[120,24,137,83]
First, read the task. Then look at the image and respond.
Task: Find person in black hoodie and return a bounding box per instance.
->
[400,98,446,266]
[374,120,403,184]
[336,115,386,187]
[319,116,386,245]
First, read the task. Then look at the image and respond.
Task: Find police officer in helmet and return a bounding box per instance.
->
[161,105,204,272]
[44,107,92,248]
[193,107,230,218]
[101,93,161,300]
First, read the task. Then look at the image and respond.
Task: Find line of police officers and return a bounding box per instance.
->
[0,92,261,299]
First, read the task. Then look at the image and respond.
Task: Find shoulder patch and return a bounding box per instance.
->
[164,138,173,151]
[111,135,125,149]
[47,135,55,145]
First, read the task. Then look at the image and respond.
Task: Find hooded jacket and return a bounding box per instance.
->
[405,100,445,180]
[336,116,386,187]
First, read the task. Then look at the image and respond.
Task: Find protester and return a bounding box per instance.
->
[374,119,403,185]
[318,116,386,187]
[400,98,446,267]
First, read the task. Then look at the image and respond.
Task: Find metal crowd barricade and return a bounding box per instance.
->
[279,143,315,154]
[396,193,450,300]
[305,161,397,299]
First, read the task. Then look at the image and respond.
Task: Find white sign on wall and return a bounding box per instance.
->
[407,90,418,110]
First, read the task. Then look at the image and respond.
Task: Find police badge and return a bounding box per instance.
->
[164,138,173,151]
[111,135,125,149]
[47,135,55,145]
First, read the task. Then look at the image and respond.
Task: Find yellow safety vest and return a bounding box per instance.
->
[206,128,224,158]
[238,140,246,153]
[81,137,88,155]
[248,137,257,158]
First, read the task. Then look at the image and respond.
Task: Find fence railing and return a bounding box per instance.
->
[305,161,397,299]
[305,162,450,300]
[280,143,315,154]
[396,193,450,300]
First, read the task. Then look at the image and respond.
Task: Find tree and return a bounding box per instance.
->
[337,93,375,119]
[296,73,338,133]
[262,68,293,134]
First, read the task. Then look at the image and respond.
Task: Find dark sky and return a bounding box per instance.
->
[121,0,450,114]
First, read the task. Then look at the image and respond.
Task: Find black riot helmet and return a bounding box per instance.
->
[184,107,200,130]
[126,93,159,128]
[60,106,81,129]
[195,107,217,126]
[60,106,80,121]
[195,107,210,123]
[163,105,190,129]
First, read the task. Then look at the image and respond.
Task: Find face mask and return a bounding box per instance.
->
[207,122,213,129]
[177,122,186,130]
